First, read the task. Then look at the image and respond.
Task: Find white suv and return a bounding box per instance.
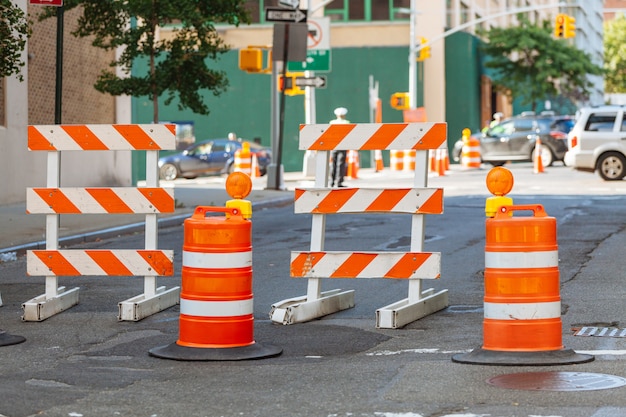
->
[564,105,626,180]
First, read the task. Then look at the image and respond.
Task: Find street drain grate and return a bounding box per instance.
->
[573,327,626,337]
[487,371,626,391]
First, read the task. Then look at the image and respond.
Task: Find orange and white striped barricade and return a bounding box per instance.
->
[25,124,180,321]
[389,150,404,171]
[269,122,449,328]
[453,191,593,364]
[150,205,281,360]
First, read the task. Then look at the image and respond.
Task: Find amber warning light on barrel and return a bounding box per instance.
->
[225,172,253,219]
[485,166,514,218]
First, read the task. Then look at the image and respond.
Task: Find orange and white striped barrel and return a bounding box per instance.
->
[403,149,416,172]
[461,136,481,169]
[178,206,253,348]
[483,204,562,351]
[390,150,404,171]
[234,144,252,176]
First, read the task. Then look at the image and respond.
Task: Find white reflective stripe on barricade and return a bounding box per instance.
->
[484,301,561,320]
[485,250,558,269]
[180,298,254,317]
[182,250,252,269]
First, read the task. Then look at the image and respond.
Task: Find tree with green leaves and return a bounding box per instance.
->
[1,0,31,81]
[39,1,250,122]
[604,14,626,93]
[479,16,602,112]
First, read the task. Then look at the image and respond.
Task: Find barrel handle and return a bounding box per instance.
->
[192,206,240,219]
[494,204,546,218]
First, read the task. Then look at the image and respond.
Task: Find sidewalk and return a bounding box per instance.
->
[0,172,302,254]
[0,168,419,254]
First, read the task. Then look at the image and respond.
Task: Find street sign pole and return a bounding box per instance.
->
[55,6,63,125]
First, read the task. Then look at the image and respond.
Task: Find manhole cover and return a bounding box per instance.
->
[487,371,626,391]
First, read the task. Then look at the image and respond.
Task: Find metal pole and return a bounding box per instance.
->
[408,0,416,109]
[55,6,63,124]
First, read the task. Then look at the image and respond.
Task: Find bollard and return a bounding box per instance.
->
[150,173,281,361]
[453,167,593,366]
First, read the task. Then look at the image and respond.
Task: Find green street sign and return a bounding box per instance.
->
[288,49,331,72]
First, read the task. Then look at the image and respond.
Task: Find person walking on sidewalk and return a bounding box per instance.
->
[330,107,350,187]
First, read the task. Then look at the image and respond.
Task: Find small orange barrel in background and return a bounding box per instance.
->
[390,150,404,171]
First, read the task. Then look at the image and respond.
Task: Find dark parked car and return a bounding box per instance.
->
[453,112,575,167]
[158,139,271,180]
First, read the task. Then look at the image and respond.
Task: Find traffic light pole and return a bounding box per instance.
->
[413,2,567,56]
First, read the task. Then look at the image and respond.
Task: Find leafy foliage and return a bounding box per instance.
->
[39,0,251,120]
[479,16,602,111]
[0,0,31,81]
[604,14,626,93]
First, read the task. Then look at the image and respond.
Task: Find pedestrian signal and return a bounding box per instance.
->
[239,48,263,72]
[390,92,410,110]
[278,72,305,96]
[417,37,431,61]
[564,14,576,38]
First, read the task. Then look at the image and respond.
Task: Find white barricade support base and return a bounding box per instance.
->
[118,286,180,322]
[269,289,355,325]
[22,286,80,322]
[376,288,449,329]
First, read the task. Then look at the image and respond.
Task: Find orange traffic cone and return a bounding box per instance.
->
[534,139,545,174]
[347,150,359,179]
[251,154,261,178]
[436,149,446,176]
[374,150,384,172]
[429,149,437,172]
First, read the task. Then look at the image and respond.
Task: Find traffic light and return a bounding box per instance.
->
[278,72,304,96]
[564,14,576,38]
[390,92,410,110]
[554,14,565,38]
[417,37,431,61]
[239,48,263,72]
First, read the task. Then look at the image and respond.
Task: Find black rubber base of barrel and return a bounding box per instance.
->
[149,341,282,361]
[0,330,26,347]
[452,347,595,366]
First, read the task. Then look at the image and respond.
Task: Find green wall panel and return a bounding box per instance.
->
[131,46,415,177]
[445,31,482,151]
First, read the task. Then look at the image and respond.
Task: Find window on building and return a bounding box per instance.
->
[248,0,410,23]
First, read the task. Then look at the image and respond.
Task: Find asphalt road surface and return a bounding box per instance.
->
[1,163,625,417]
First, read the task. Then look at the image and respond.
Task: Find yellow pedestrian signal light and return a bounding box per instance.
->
[554,14,565,38]
[278,72,304,96]
[564,14,576,38]
[238,46,273,73]
[417,37,431,61]
[390,92,410,110]
[239,48,263,72]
